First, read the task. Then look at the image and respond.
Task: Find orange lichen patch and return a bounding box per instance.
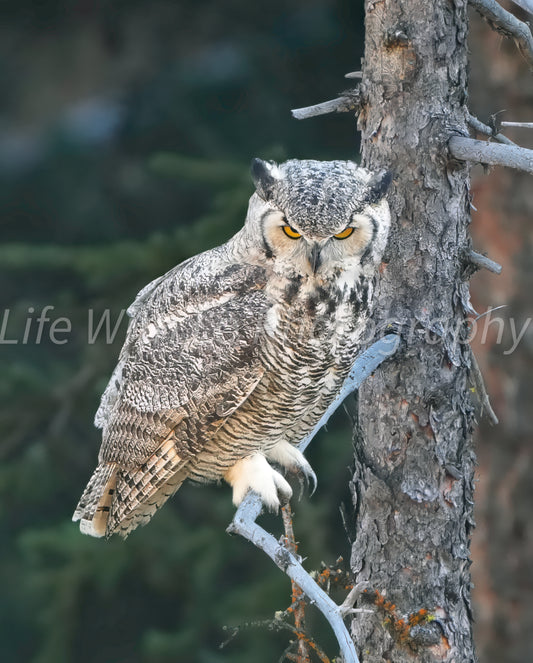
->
[316,568,332,590]
[375,590,397,614]
[408,608,429,626]
[372,590,437,650]
[389,616,411,645]
[290,628,330,663]
[315,560,351,593]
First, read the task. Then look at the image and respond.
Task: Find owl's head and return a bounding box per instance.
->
[243,158,391,279]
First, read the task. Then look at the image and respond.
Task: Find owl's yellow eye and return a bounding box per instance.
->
[282,225,302,239]
[334,227,354,240]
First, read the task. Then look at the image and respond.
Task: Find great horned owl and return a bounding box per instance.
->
[73,159,391,538]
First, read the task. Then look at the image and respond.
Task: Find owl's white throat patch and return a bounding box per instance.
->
[334,262,363,291]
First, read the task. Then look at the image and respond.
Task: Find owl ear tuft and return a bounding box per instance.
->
[251,158,280,202]
[365,170,393,204]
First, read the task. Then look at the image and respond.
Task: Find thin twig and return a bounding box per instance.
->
[469,349,499,425]
[289,628,331,663]
[339,583,372,618]
[282,504,310,663]
[468,250,503,274]
[470,0,533,69]
[467,112,516,145]
[222,613,330,662]
[449,135,533,173]
[501,121,533,129]
[227,335,400,663]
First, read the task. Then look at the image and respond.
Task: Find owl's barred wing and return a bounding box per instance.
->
[74,254,270,536]
[95,249,266,430]
[98,257,269,466]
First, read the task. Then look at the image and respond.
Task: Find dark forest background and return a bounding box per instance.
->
[0,1,531,662]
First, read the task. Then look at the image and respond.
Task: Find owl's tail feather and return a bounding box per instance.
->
[105,435,190,538]
[109,467,189,538]
[72,462,118,538]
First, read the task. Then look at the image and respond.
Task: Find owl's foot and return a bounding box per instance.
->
[265,441,317,497]
[224,453,292,512]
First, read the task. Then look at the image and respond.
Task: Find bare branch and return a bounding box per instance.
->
[468,250,503,274]
[228,493,359,663]
[291,97,351,120]
[449,135,533,173]
[227,335,400,663]
[339,583,371,618]
[509,0,533,17]
[469,350,499,425]
[222,612,330,662]
[501,121,533,129]
[470,0,533,69]
[344,71,363,79]
[467,112,516,145]
[291,90,361,120]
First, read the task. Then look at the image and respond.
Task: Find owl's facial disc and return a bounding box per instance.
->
[260,208,376,276]
[344,212,375,254]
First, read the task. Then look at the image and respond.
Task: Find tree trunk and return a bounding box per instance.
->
[351,1,477,661]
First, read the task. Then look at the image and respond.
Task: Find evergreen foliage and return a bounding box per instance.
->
[1,1,365,661]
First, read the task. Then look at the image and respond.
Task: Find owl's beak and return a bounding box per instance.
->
[307,243,322,275]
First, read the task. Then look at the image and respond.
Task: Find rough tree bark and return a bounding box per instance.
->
[352,1,477,661]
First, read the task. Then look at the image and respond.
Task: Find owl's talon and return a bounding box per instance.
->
[225,453,293,512]
[266,441,318,499]
[294,462,318,500]
[304,464,318,497]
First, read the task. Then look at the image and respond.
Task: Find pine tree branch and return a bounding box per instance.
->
[291,90,362,120]
[466,112,516,145]
[501,121,533,128]
[227,335,400,663]
[468,250,503,274]
[449,135,533,173]
[470,0,533,69]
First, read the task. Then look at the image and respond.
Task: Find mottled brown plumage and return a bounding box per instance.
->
[73,159,391,538]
